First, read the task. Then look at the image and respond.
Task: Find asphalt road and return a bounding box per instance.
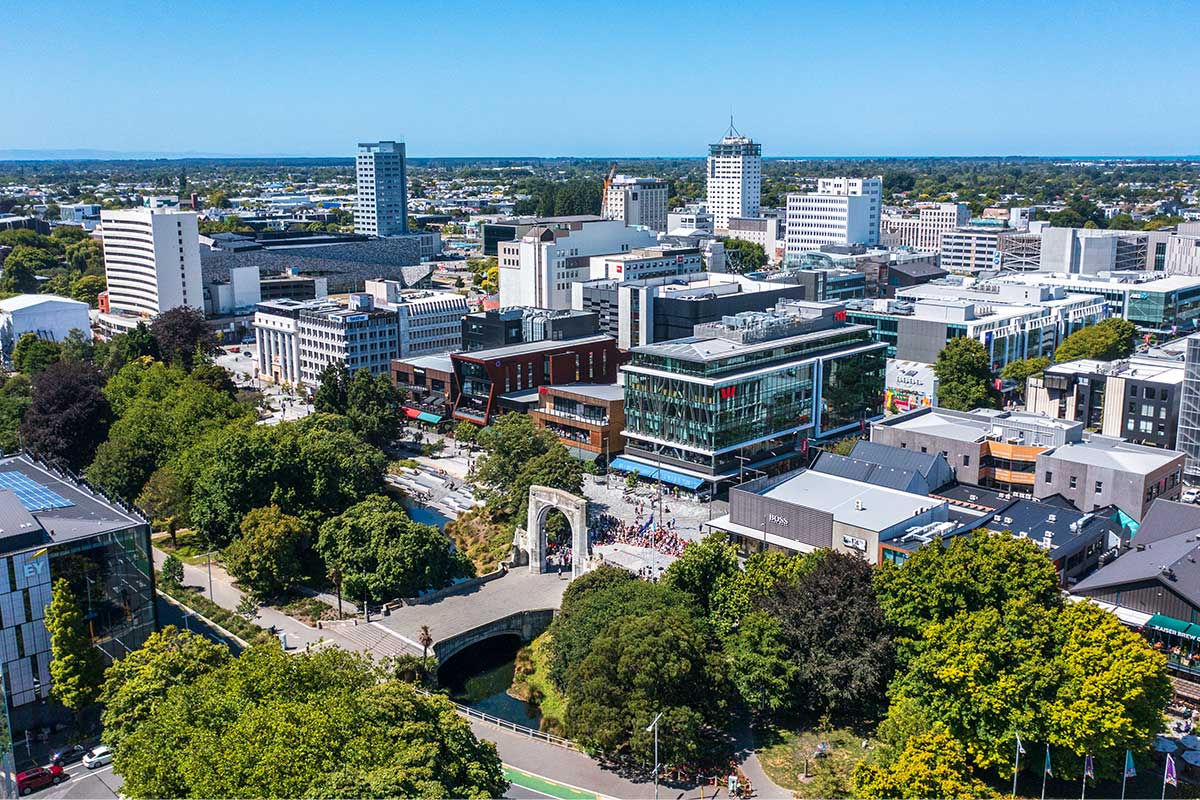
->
[36,760,121,800]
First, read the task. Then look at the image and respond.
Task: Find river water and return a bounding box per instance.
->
[439,637,542,728]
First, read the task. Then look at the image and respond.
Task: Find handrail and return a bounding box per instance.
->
[413,687,580,751]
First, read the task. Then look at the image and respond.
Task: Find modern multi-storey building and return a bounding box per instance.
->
[354,141,408,237]
[497,218,657,311]
[845,282,1107,369]
[990,271,1200,332]
[100,207,202,316]
[726,213,786,264]
[1039,227,1153,274]
[529,383,626,462]
[938,225,1004,274]
[254,294,399,387]
[667,205,715,235]
[572,272,807,350]
[1026,356,1183,448]
[618,303,887,490]
[1176,334,1200,482]
[706,128,761,231]
[363,281,466,358]
[451,335,621,425]
[602,175,668,232]
[880,203,971,251]
[1165,229,1200,276]
[0,454,154,750]
[785,177,882,256]
[871,407,1184,521]
[460,307,599,352]
[587,245,704,282]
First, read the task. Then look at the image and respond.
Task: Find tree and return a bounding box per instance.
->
[853,726,990,800]
[316,495,471,603]
[59,328,94,363]
[0,374,31,452]
[1000,356,1050,386]
[875,530,1062,646]
[933,337,1000,411]
[71,274,106,306]
[510,444,584,522]
[150,306,218,370]
[113,645,506,799]
[236,595,259,620]
[473,412,559,503]
[709,550,822,635]
[52,226,89,244]
[313,362,350,415]
[99,625,229,750]
[454,420,479,447]
[762,551,895,717]
[93,323,159,375]
[207,190,231,209]
[0,244,55,292]
[345,368,402,446]
[65,238,104,275]
[1054,318,1137,362]
[11,332,62,375]
[565,606,729,767]
[663,533,739,617]
[45,578,105,723]
[724,611,797,716]
[223,506,308,600]
[724,238,769,274]
[20,361,111,470]
[160,554,184,588]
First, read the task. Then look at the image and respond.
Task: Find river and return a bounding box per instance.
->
[439,636,542,728]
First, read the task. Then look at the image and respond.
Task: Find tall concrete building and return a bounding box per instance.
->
[100,207,202,316]
[355,141,408,237]
[705,124,761,231]
[1178,334,1200,482]
[880,203,971,251]
[497,218,657,311]
[602,175,668,232]
[1039,227,1149,275]
[785,177,882,256]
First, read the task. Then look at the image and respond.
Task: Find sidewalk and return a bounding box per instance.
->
[151,547,361,654]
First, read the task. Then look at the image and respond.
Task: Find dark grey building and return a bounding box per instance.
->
[812,440,954,495]
[200,236,426,294]
[460,308,600,352]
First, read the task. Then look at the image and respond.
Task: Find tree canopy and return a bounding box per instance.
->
[933,337,1000,411]
[223,506,308,600]
[20,360,111,470]
[1054,318,1138,362]
[46,578,105,719]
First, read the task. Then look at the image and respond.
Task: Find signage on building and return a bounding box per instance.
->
[767,513,789,526]
[841,535,867,551]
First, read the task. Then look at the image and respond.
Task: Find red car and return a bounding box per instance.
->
[16,766,64,795]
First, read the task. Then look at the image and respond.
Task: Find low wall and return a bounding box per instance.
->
[399,564,508,607]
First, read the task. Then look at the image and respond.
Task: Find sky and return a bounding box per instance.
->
[5,0,1198,158]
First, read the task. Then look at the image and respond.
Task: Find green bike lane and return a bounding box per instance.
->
[504,766,605,800]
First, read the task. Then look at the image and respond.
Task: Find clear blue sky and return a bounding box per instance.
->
[7,0,1197,158]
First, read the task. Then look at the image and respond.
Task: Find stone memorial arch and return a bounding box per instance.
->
[526,485,589,578]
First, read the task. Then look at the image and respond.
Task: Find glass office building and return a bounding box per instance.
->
[0,456,154,795]
[620,304,886,488]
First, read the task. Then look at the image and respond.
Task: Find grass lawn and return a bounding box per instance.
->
[755,723,875,798]
[152,529,215,566]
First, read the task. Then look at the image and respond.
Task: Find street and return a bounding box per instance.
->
[38,761,121,800]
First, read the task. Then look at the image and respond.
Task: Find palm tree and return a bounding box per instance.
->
[328,564,343,620]
[418,625,433,661]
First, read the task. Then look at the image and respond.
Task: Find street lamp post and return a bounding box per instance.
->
[646,711,664,800]
[199,551,217,601]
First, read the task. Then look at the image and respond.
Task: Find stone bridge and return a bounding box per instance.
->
[431,608,556,663]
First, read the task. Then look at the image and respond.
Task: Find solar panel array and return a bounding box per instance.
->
[0,472,74,512]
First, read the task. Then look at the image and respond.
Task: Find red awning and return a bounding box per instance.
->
[404,408,421,419]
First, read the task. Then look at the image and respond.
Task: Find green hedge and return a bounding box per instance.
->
[158,579,275,646]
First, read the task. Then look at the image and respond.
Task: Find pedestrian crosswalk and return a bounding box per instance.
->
[324,620,421,658]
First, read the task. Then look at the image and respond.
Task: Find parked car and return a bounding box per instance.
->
[228,346,240,353]
[1183,488,1200,504]
[240,336,255,345]
[82,746,112,769]
[49,744,87,766]
[16,766,64,795]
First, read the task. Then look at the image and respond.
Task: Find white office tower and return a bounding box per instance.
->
[355,141,409,236]
[705,123,761,231]
[785,176,882,256]
[100,207,202,316]
[498,218,658,311]
[603,175,669,232]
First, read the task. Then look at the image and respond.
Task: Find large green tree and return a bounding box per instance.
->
[223,506,308,600]
[663,533,740,617]
[11,332,62,375]
[709,550,822,636]
[317,495,471,603]
[853,726,991,800]
[1054,318,1137,362]
[933,337,1000,411]
[99,625,230,749]
[113,645,506,799]
[345,367,403,447]
[1,244,55,292]
[724,238,769,274]
[0,374,31,452]
[473,412,560,504]
[46,578,105,722]
[149,306,218,370]
[20,360,111,470]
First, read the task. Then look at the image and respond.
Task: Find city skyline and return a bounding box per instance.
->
[6,0,1198,158]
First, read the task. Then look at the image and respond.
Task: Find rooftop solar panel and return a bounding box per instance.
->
[0,472,74,512]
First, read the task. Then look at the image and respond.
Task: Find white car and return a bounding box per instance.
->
[1182,489,1200,504]
[82,746,112,769]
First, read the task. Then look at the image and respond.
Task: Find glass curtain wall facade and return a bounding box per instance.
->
[1179,335,1200,481]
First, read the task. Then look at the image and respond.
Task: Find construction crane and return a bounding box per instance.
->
[601,162,617,212]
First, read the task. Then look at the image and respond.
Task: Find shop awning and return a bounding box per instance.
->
[404,408,422,419]
[1146,614,1200,640]
[608,456,706,491]
[416,412,442,424]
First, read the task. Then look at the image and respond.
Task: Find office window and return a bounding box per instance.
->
[1045,471,1053,483]
[1145,387,1155,399]
[962,454,970,467]
[1095,480,1103,494]
[1069,476,1077,489]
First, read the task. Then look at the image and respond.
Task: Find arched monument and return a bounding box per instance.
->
[525,485,589,578]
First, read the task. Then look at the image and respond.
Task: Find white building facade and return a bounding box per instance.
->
[355,141,408,237]
[706,133,761,231]
[785,177,882,256]
[0,295,91,355]
[497,218,658,311]
[100,207,202,316]
[389,289,468,358]
[603,176,668,232]
[880,203,970,251]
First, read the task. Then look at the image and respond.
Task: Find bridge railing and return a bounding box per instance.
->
[415,688,581,752]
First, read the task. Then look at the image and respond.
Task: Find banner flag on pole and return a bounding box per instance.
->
[1084,754,1094,779]
[1165,754,1177,787]
[1017,734,1026,755]
[1124,750,1137,779]
[1045,747,1053,777]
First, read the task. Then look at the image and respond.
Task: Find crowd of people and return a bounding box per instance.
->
[588,511,689,558]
